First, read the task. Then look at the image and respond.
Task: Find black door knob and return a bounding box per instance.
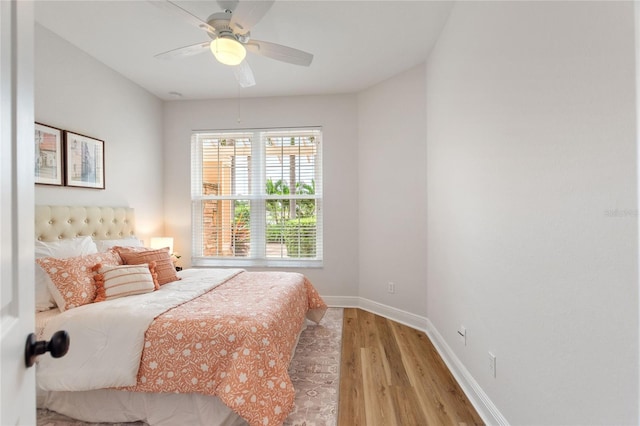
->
[24,330,70,368]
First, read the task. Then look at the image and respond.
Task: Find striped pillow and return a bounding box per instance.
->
[94,263,159,302]
[115,247,179,286]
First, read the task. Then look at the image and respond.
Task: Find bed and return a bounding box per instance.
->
[34,205,327,426]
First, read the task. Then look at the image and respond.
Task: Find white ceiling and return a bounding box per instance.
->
[35,1,454,101]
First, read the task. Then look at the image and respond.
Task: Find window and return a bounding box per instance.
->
[191,128,322,267]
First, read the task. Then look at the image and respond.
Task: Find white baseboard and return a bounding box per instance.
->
[322,295,508,426]
[357,297,430,332]
[425,318,509,426]
[322,296,428,331]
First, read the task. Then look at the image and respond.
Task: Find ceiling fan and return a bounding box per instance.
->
[151,0,314,88]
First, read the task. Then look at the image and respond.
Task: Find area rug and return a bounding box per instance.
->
[37,307,343,426]
[284,307,342,426]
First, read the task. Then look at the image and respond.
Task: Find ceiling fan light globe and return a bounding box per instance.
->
[210,38,246,66]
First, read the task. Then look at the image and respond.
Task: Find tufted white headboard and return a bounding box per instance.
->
[35,205,135,242]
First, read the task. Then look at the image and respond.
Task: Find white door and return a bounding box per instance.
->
[0,0,36,424]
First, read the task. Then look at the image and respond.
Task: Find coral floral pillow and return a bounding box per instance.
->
[36,251,121,312]
[115,247,179,286]
[93,262,159,302]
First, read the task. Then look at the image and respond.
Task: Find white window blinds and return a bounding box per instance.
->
[191,128,322,267]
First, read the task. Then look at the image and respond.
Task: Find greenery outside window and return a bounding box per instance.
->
[191,128,322,267]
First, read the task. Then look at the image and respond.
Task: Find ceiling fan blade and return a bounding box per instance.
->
[245,39,313,66]
[233,60,256,88]
[229,0,275,34]
[154,41,211,60]
[149,0,216,35]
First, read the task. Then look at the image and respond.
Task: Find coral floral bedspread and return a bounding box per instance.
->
[122,271,327,426]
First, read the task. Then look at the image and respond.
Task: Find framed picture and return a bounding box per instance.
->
[64,131,105,189]
[34,123,63,186]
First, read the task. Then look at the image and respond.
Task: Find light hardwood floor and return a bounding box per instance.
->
[338,308,484,426]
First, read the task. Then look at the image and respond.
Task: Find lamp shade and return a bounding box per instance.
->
[150,237,173,254]
[210,37,246,66]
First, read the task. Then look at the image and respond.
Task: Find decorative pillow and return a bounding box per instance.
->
[115,247,179,286]
[34,236,98,312]
[94,237,143,252]
[36,251,121,312]
[93,262,159,302]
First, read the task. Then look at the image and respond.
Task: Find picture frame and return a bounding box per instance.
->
[34,122,64,186]
[64,131,105,189]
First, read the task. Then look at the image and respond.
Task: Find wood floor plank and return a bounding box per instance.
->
[374,313,411,387]
[399,322,483,425]
[361,347,399,426]
[358,308,398,425]
[338,308,366,425]
[389,384,429,426]
[390,320,453,425]
[338,308,484,426]
[358,309,379,349]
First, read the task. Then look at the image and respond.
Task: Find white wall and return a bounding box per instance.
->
[162,95,359,298]
[357,64,428,317]
[34,24,165,243]
[426,2,638,424]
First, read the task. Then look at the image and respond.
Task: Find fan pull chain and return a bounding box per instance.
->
[237,86,242,124]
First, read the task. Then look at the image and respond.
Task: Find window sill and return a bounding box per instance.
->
[192,257,323,269]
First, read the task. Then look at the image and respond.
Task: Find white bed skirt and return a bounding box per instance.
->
[38,388,248,426]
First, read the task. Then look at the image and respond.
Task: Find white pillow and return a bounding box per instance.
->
[94,237,143,252]
[35,236,98,258]
[34,236,98,311]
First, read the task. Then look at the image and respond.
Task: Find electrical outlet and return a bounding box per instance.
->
[488,352,496,378]
[387,282,395,294]
[457,326,466,346]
